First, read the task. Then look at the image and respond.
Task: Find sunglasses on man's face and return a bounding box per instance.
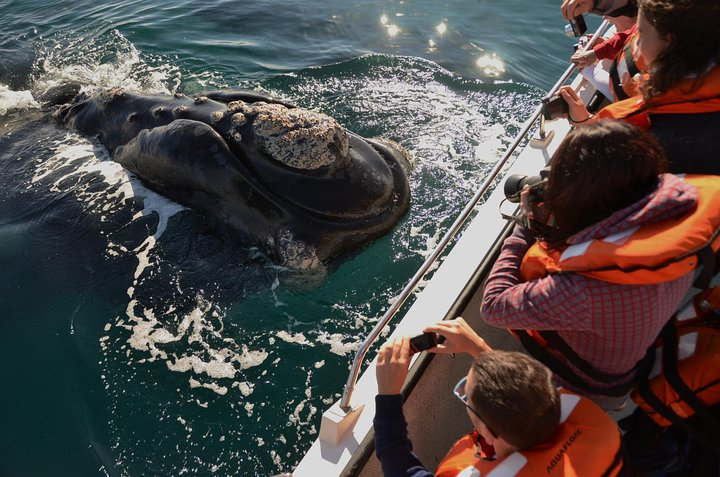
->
[453,376,498,438]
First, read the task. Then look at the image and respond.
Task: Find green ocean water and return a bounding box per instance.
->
[0,1,595,475]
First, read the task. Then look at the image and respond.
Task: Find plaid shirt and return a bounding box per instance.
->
[481,174,696,394]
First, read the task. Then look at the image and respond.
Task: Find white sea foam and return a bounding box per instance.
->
[34,30,176,97]
[189,377,228,396]
[232,381,254,397]
[275,331,314,346]
[474,122,509,164]
[316,331,362,356]
[0,84,39,116]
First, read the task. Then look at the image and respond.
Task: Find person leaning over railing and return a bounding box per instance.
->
[478,120,720,409]
[373,335,628,477]
[560,0,720,175]
[570,0,643,102]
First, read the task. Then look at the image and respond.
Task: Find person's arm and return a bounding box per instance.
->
[570,49,598,68]
[479,226,590,331]
[561,0,630,19]
[593,29,633,60]
[374,395,433,477]
[374,338,434,477]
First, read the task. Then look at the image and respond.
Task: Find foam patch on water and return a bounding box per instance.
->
[275,331,315,347]
[474,122,510,164]
[32,134,184,224]
[0,84,39,116]
[316,331,362,356]
[122,297,269,392]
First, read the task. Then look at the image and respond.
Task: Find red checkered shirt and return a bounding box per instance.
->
[481,174,696,395]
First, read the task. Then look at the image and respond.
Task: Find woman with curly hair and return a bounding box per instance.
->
[478,121,720,405]
[561,0,720,174]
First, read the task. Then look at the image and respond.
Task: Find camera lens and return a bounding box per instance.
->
[504,174,544,203]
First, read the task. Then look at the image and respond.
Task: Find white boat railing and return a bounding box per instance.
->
[338,19,611,412]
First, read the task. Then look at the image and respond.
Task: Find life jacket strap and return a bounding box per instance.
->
[608,42,639,102]
[693,244,718,289]
[609,61,630,102]
[539,330,639,382]
[512,329,654,396]
[623,41,640,78]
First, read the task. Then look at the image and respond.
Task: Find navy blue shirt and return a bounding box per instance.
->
[373,395,434,477]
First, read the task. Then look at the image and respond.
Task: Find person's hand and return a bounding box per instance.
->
[559,86,593,126]
[561,0,595,20]
[570,49,597,69]
[376,337,412,395]
[423,317,492,358]
[519,186,535,219]
[584,34,602,49]
[520,186,552,228]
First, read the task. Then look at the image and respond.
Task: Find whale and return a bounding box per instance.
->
[48,87,412,270]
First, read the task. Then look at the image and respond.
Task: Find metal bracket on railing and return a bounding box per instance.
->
[318,400,365,445]
[530,113,555,148]
[318,18,612,445]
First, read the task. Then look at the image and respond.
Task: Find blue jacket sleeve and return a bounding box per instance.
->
[374,394,434,477]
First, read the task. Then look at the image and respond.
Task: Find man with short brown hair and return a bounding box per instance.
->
[374,330,625,476]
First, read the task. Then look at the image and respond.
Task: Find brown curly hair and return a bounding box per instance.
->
[639,0,720,98]
[542,120,667,249]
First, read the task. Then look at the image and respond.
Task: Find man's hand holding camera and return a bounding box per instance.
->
[376,319,493,395]
[424,317,492,358]
[376,337,413,395]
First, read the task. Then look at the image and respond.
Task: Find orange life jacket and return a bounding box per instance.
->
[520,175,720,285]
[608,30,645,101]
[435,393,624,477]
[597,64,720,128]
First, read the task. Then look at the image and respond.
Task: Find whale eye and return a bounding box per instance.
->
[127,113,137,123]
[153,107,165,117]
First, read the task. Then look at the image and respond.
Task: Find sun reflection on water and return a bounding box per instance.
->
[476,52,506,77]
